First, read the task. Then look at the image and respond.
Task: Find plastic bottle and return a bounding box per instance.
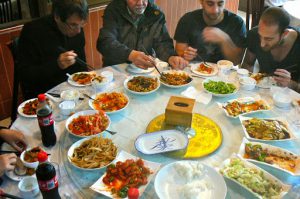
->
[37,94,56,147]
[36,151,61,199]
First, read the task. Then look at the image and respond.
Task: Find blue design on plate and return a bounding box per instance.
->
[151,136,176,151]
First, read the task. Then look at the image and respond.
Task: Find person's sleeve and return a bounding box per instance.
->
[97,6,132,64]
[174,14,190,43]
[153,17,176,62]
[230,17,247,48]
[18,24,63,83]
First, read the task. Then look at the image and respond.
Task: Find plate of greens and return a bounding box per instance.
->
[202,77,239,97]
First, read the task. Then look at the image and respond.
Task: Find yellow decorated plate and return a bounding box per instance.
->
[146,113,222,158]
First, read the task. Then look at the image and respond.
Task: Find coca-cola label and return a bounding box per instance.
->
[38,114,54,127]
[38,175,58,191]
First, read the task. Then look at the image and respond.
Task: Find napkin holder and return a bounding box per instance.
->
[165,96,195,127]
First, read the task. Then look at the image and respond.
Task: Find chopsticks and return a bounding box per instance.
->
[0,150,20,155]
[196,53,212,68]
[141,46,162,75]
[47,92,84,101]
[58,46,94,70]
[0,190,22,199]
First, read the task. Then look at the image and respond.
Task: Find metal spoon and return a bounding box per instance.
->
[104,129,117,135]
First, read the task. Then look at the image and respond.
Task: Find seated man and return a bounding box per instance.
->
[18,0,89,99]
[97,0,188,70]
[242,7,300,92]
[174,0,247,65]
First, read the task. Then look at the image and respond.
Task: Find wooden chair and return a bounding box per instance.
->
[246,0,265,31]
[0,0,22,24]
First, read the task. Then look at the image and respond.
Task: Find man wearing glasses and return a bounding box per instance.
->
[174,0,246,65]
[18,0,88,99]
[97,0,188,70]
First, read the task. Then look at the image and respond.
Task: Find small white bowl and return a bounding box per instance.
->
[61,90,80,101]
[91,76,109,90]
[20,149,40,169]
[101,71,113,82]
[239,77,256,90]
[237,68,249,77]
[59,100,76,116]
[217,60,233,76]
[18,176,40,199]
[273,92,291,108]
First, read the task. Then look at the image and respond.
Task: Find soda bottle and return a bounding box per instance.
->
[36,151,61,199]
[37,94,56,147]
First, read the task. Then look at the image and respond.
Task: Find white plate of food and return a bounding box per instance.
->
[202,77,239,97]
[190,62,218,77]
[219,154,290,199]
[155,161,226,199]
[67,71,97,87]
[159,70,193,88]
[67,135,118,171]
[135,130,189,155]
[65,110,110,138]
[239,116,297,142]
[250,73,276,89]
[238,138,300,176]
[89,92,129,114]
[17,98,52,118]
[126,64,155,74]
[90,150,161,198]
[218,97,271,118]
[124,75,160,95]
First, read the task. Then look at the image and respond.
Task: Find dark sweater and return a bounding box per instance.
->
[18,15,87,99]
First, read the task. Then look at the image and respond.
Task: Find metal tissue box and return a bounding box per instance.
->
[165,96,195,127]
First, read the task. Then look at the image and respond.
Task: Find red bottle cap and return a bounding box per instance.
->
[37,151,48,162]
[38,94,46,102]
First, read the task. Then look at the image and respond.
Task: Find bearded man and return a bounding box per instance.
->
[243,7,300,91]
[174,0,246,65]
[97,0,188,70]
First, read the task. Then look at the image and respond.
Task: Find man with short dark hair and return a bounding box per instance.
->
[243,7,300,91]
[97,0,188,70]
[19,0,89,99]
[174,0,246,65]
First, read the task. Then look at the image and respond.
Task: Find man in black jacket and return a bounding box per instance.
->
[18,0,89,99]
[97,0,188,69]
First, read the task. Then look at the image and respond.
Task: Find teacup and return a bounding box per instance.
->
[18,176,40,199]
[217,60,233,76]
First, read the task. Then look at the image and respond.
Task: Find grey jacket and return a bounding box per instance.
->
[97,0,176,66]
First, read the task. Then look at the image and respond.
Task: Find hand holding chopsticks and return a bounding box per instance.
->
[140,46,162,75]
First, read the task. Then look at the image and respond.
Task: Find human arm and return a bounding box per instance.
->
[273,69,300,92]
[0,153,17,176]
[175,44,198,61]
[0,129,27,152]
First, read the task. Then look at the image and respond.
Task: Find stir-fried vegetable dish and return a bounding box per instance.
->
[204,80,236,94]
[224,100,269,117]
[92,92,128,112]
[197,63,213,74]
[22,98,49,115]
[127,76,158,92]
[72,72,96,85]
[24,146,43,162]
[160,72,192,86]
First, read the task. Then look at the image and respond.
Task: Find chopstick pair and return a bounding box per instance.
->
[58,46,94,71]
[0,150,21,155]
[140,46,162,76]
[47,93,84,101]
[0,190,22,199]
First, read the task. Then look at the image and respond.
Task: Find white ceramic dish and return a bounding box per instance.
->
[239,77,256,91]
[239,116,297,142]
[18,176,40,199]
[67,135,117,171]
[124,75,160,95]
[219,154,290,199]
[160,70,193,88]
[60,89,80,101]
[256,76,277,89]
[202,76,239,97]
[135,130,189,155]
[101,71,114,82]
[126,64,155,74]
[17,98,53,118]
[90,150,161,198]
[88,92,129,114]
[238,137,300,176]
[190,62,218,77]
[20,147,46,169]
[65,110,110,138]
[154,161,227,199]
[237,68,249,77]
[67,72,96,87]
[218,97,271,118]
[273,92,292,108]
[91,76,110,90]
[59,100,76,116]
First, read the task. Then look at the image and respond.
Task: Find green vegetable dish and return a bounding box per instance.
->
[220,158,282,199]
[204,80,236,94]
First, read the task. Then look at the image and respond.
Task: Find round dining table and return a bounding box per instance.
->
[2,63,300,199]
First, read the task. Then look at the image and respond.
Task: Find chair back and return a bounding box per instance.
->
[246,0,265,31]
[0,0,22,24]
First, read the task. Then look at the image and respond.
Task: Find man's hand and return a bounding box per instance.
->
[168,56,189,70]
[57,50,77,69]
[128,50,155,69]
[182,47,198,61]
[274,69,292,87]
[0,154,17,176]
[202,27,228,44]
[0,129,26,152]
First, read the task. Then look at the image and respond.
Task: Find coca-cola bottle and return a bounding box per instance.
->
[36,151,61,199]
[37,94,56,147]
